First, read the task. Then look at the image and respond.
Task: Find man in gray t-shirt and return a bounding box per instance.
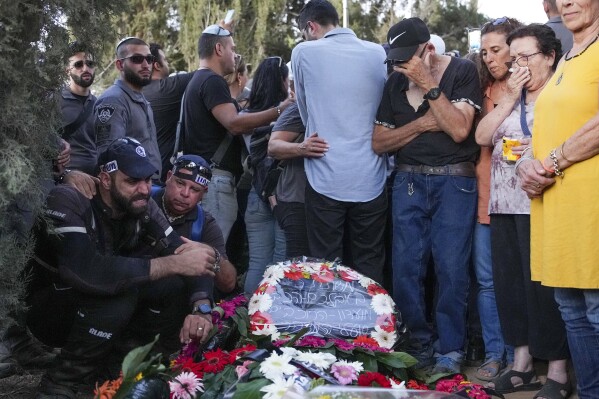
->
[543,0,573,53]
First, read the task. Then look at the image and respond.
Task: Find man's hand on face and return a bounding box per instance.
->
[393,51,437,91]
[64,170,99,199]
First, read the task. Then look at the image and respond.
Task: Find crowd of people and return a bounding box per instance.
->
[0,0,597,398]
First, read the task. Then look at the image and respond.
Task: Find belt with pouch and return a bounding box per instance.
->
[396,161,476,177]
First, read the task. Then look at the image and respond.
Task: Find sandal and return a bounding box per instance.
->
[475,359,504,381]
[487,369,542,393]
[534,378,572,399]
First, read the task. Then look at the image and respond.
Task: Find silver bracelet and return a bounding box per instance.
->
[212,247,221,273]
[514,156,533,176]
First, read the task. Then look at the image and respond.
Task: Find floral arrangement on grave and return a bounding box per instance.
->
[94,259,491,399]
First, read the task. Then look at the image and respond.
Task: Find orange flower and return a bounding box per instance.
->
[353,335,379,347]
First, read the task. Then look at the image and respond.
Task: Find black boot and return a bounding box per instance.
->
[0,324,56,379]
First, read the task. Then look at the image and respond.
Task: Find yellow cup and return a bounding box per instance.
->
[502,138,521,162]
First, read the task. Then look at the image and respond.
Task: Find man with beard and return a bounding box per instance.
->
[94,37,162,179]
[28,137,218,399]
[58,41,98,175]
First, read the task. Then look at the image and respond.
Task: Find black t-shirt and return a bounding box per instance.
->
[376,57,482,166]
[143,71,196,181]
[181,69,242,177]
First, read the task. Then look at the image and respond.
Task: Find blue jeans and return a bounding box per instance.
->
[473,223,508,362]
[243,188,286,293]
[201,171,238,243]
[554,288,599,399]
[392,172,476,355]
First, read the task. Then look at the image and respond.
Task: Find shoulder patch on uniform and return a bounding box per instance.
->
[97,105,115,124]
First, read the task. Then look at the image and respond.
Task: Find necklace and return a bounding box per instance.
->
[161,195,185,223]
[556,33,599,85]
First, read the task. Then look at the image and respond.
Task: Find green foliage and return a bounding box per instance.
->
[231,377,271,399]
[0,0,124,330]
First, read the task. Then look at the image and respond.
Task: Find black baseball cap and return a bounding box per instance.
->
[98,137,157,179]
[386,17,431,62]
[172,155,212,187]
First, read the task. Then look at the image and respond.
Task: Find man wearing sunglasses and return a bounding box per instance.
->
[29,138,217,399]
[94,37,162,181]
[58,41,98,175]
[182,25,292,242]
[153,154,237,298]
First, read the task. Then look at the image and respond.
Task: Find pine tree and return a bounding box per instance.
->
[0,0,124,330]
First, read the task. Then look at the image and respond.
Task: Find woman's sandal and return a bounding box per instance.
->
[487,369,542,393]
[533,379,572,399]
[475,359,504,382]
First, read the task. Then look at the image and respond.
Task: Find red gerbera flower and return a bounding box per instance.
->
[198,348,230,374]
[173,357,204,378]
[250,311,274,329]
[284,269,304,281]
[353,335,379,347]
[407,379,429,390]
[357,371,391,388]
[376,314,397,333]
[312,266,335,283]
[367,283,388,296]
[228,344,257,362]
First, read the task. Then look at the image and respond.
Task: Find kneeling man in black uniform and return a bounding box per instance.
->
[28,137,217,399]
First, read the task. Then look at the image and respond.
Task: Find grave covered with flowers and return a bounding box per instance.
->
[94,259,492,399]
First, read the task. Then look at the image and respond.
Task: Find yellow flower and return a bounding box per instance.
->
[134,372,143,381]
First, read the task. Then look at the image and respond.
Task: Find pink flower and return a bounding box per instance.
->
[296,336,326,348]
[328,338,355,351]
[331,364,358,385]
[376,314,397,333]
[235,360,253,378]
[220,301,238,318]
[169,371,204,399]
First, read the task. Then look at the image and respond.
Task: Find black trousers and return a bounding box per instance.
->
[28,276,189,389]
[273,200,310,259]
[305,183,387,284]
[490,214,568,360]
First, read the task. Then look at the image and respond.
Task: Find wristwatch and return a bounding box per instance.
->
[423,87,442,101]
[194,303,212,315]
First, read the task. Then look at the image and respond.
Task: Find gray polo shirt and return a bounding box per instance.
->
[546,16,573,54]
[292,28,387,202]
[60,87,97,174]
[94,79,161,177]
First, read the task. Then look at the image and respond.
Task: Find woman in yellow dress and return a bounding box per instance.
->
[516,0,599,397]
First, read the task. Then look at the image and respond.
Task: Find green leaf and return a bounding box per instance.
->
[283,325,310,347]
[375,351,416,369]
[121,334,160,380]
[355,352,378,372]
[231,378,271,399]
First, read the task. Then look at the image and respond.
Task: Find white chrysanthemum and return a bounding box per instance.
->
[295,351,337,370]
[370,293,395,315]
[248,293,273,315]
[262,266,285,284]
[260,352,297,381]
[279,347,300,358]
[332,359,364,374]
[359,275,376,288]
[302,262,322,274]
[260,377,297,399]
[371,325,397,349]
[252,324,280,341]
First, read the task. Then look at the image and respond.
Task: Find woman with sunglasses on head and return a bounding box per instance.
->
[469,16,523,383]
[476,25,571,399]
[224,54,250,110]
[241,56,291,293]
[516,1,599,397]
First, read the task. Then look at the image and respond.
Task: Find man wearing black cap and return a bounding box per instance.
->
[28,138,217,398]
[154,154,238,296]
[373,17,482,374]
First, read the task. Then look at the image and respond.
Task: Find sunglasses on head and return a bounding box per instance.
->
[482,16,512,31]
[267,56,284,68]
[202,24,231,37]
[120,55,155,64]
[173,159,212,178]
[71,60,96,69]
